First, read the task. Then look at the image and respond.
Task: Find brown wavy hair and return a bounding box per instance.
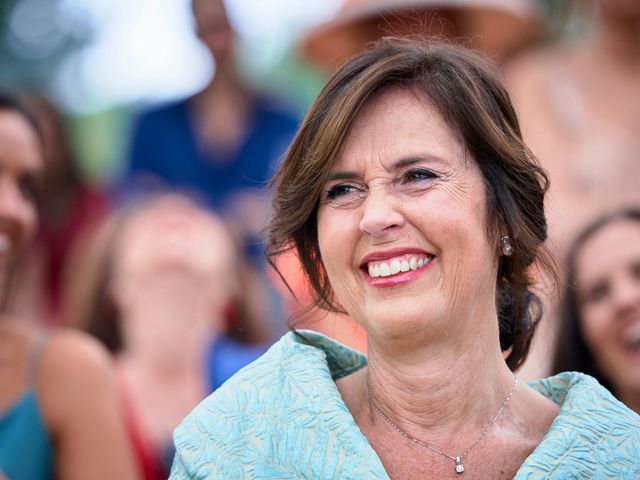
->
[267,37,554,370]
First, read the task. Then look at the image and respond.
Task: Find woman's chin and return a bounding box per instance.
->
[361,305,443,343]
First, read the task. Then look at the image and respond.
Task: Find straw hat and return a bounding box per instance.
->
[299,0,538,72]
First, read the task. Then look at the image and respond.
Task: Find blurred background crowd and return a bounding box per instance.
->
[0,0,638,478]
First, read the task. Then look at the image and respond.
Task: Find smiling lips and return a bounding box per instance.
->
[364,253,433,279]
[623,323,640,353]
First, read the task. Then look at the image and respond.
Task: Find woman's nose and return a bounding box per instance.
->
[612,275,640,318]
[358,188,405,238]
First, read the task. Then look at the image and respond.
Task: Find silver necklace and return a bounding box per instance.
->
[367,376,518,475]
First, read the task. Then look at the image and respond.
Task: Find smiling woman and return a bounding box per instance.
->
[316,88,501,346]
[170,38,640,479]
[0,94,137,480]
[553,208,640,415]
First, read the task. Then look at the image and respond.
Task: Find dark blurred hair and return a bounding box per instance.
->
[266,37,553,371]
[0,92,44,311]
[552,207,640,390]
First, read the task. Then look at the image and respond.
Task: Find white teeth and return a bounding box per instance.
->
[0,234,10,254]
[625,324,640,346]
[390,259,401,275]
[379,263,391,277]
[367,255,431,278]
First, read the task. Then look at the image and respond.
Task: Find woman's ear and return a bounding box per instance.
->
[488,214,507,257]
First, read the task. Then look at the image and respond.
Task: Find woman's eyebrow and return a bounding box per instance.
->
[326,155,449,182]
[391,155,447,170]
[326,170,359,182]
[392,157,421,170]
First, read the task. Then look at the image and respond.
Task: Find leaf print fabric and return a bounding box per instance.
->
[170,331,640,479]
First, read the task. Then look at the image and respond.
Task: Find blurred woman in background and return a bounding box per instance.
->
[505,0,640,381]
[66,193,269,479]
[12,94,107,325]
[0,95,137,479]
[553,208,640,415]
[506,0,640,254]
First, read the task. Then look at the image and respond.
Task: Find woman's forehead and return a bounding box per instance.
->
[576,220,640,277]
[331,88,465,173]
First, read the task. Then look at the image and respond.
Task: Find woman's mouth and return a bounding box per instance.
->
[623,323,640,354]
[364,253,433,279]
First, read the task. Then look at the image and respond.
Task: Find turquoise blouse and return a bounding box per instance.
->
[171,331,640,479]
[0,391,52,480]
[0,333,52,480]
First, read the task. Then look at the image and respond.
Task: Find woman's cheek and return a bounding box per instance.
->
[580,304,612,349]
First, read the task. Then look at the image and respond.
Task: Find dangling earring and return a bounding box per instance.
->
[500,235,513,256]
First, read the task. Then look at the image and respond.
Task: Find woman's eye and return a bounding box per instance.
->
[19,177,39,203]
[326,183,356,200]
[323,183,366,207]
[401,168,438,184]
[584,283,609,305]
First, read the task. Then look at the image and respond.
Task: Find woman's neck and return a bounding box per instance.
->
[194,69,251,153]
[118,347,206,388]
[364,327,515,439]
[120,292,220,379]
[200,66,245,102]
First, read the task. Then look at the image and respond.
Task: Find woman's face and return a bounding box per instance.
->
[111,196,237,354]
[316,88,499,346]
[0,109,42,274]
[192,0,235,65]
[114,196,236,288]
[575,219,640,393]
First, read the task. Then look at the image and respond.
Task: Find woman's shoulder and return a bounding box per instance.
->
[39,328,113,379]
[170,331,376,479]
[0,322,111,386]
[34,328,117,428]
[518,372,640,478]
[177,331,341,424]
[184,330,366,418]
[530,371,638,421]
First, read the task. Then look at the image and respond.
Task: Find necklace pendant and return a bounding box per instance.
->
[455,457,465,474]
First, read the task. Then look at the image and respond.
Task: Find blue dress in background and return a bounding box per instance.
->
[207,335,268,391]
[122,97,298,203]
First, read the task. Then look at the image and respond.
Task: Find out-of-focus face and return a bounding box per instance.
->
[111,195,238,357]
[191,0,235,65]
[113,195,236,293]
[0,109,42,276]
[575,219,640,394]
[316,88,499,348]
